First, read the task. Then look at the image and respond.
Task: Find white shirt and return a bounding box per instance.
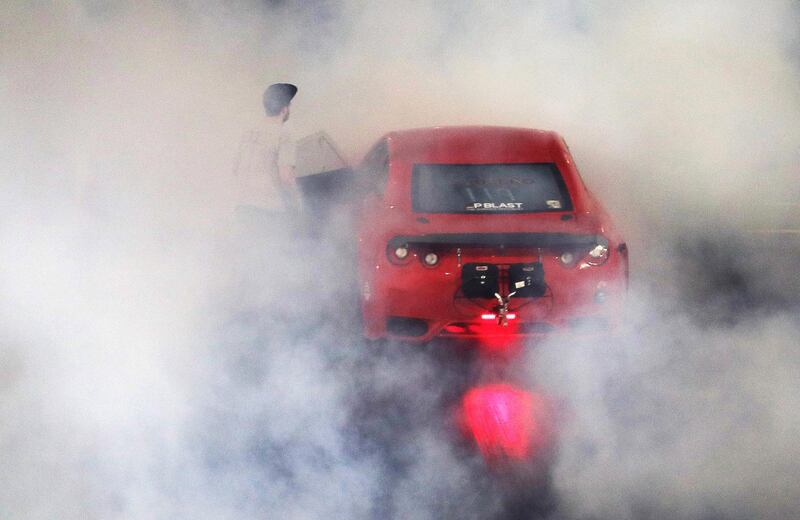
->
[234,119,296,211]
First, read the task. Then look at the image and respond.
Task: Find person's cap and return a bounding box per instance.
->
[263,83,298,114]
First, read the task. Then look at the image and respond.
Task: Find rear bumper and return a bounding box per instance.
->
[366,307,621,343]
[360,233,627,342]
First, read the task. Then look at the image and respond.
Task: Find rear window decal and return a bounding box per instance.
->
[466,202,524,211]
[546,200,562,209]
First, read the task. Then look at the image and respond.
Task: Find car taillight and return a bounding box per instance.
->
[559,239,611,268]
[422,252,439,266]
[387,243,412,265]
[585,243,609,266]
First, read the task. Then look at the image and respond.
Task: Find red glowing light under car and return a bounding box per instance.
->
[461,383,552,461]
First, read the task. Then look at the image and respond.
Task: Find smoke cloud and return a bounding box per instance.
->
[2,1,799,518]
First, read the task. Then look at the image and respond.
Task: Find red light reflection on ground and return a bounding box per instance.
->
[460,383,552,462]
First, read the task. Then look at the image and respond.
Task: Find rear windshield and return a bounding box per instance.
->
[412,163,572,213]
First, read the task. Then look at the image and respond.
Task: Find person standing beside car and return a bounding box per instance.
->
[233,82,302,226]
[228,82,305,304]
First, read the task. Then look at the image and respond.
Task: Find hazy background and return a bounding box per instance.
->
[1,1,799,518]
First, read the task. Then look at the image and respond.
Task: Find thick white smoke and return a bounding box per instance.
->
[1,1,799,519]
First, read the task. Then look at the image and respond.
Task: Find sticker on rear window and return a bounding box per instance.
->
[412,163,573,213]
[465,202,524,211]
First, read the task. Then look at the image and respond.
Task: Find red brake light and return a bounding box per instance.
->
[481,313,515,320]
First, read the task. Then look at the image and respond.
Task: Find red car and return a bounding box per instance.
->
[355,126,628,343]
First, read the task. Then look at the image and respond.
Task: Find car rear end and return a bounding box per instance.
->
[358,127,627,342]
